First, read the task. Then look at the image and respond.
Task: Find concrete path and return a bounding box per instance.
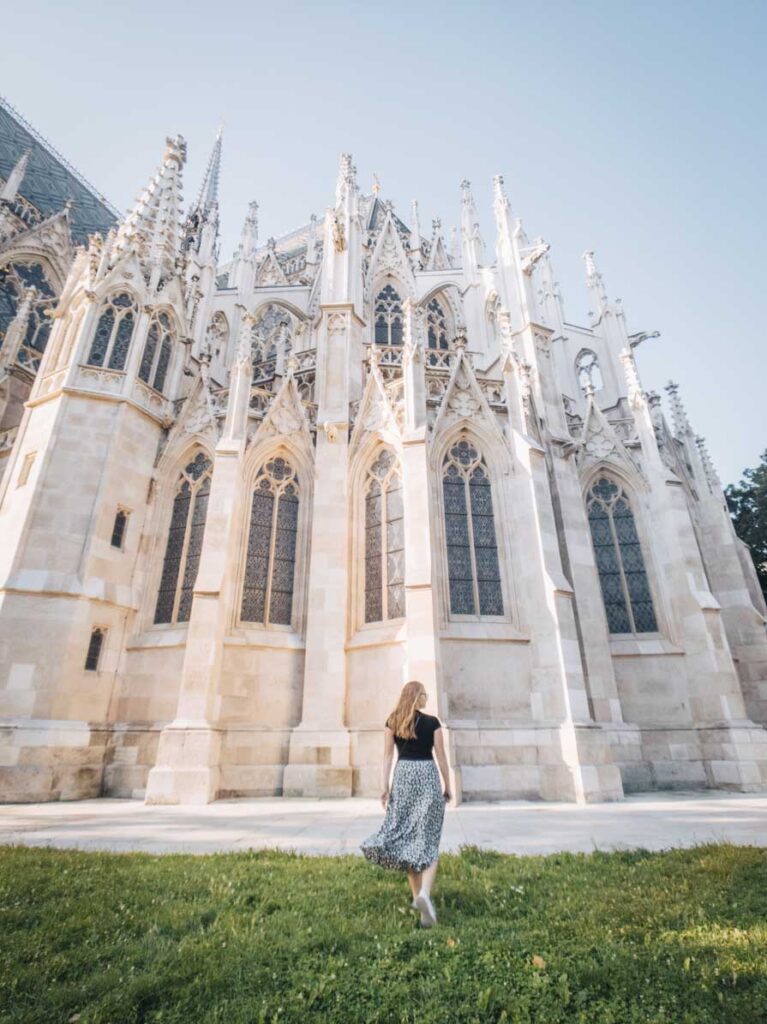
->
[0,791,765,856]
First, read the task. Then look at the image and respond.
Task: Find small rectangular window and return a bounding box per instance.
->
[111,508,129,549]
[84,628,105,671]
[17,452,36,487]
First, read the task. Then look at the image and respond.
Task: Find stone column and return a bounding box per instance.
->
[282,305,358,797]
[501,325,625,802]
[400,303,461,801]
[145,346,251,804]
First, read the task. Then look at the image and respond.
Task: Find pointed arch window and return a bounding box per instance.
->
[0,260,57,370]
[374,284,403,346]
[86,293,138,371]
[442,438,503,616]
[575,349,603,394]
[154,452,213,625]
[250,305,292,384]
[205,311,229,361]
[241,456,300,626]
[139,312,174,393]
[427,298,449,352]
[586,476,658,634]
[364,449,406,623]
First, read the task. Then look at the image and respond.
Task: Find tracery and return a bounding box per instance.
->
[442,438,503,617]
[363,448,406,623]
[586,475,657,634]
[240,456,300,626]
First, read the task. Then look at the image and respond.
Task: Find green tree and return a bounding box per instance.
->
[725,448,767,602]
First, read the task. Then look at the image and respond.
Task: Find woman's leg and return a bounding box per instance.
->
[407,869,422,899]
[419,857,439,898]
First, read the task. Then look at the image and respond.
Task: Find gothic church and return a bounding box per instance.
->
[1,97,766,804]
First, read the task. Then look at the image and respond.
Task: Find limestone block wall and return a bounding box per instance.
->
[346,634,407,794]
[216,639,304,797]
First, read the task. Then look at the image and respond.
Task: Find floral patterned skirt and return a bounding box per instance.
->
[360,757,445,873]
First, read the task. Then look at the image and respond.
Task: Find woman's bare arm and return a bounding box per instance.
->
[433,727,452,800]
[381,726,396,807]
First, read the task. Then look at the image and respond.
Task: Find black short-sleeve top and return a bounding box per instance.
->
[386,710,441,760]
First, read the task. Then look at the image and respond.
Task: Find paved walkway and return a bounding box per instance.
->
[0,791,764,856]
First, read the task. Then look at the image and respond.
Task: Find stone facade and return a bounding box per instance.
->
[1,107,766,805]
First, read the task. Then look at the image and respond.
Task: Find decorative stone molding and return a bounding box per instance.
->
[76,364,125,394]
[327,312,347,335]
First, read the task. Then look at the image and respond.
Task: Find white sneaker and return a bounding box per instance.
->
[415,890,437,928]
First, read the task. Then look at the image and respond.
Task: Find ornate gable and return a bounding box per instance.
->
[0,207,73,287]
[576,394,643,482]
[431,344,507,449]
[249,366,313,450]
[349,356,400,456]
[255,247,288,287]
[366,210,415,297]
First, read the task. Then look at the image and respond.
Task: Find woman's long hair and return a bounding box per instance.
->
[386,680,426,739]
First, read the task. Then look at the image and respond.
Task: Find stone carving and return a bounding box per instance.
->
[327,312,347,335]
[448,384,480,418]
[332,213,346,253]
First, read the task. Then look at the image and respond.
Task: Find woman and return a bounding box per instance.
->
[360,680,452,928]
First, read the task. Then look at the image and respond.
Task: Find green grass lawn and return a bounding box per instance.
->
[1,843,766,1024]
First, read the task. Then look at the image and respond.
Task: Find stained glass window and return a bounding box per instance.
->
[364,448,406,623]
[84,628,105,671]
[240,457,300,627]
[138,311,174,393]
[86,292,137,370]
[153,452,213,625]
[442,438,503,617]
[0,261,56,371]
[586,475,658,634]
[374,284,404,345]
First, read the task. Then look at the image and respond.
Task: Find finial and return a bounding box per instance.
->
[492,174,509,209]
[664,380,692,436]
[164,135,187,167]
[695,435,722,491]
[286,353,299,378]
[372,172,381,195]
[460,179,473,205]
[335,152,357,205]
[410,199,421,248]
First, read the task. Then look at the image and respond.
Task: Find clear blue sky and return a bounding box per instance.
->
[4,0,765,485]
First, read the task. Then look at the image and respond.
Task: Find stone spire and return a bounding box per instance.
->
[1,148,31,202]
[460,179,484,276]
[306,212,318,265]
[425,216,450,271]
[184,127,222,264]
[238,201,259,260]
[113,135,187,288]
[410,199,422,257]
[664,380,693,437]
[695,436,723,492]
[492,173,525,328]
[450,225,460,263]
[335,152,357,207]
[582,249,609,317]
[194,125,223,217]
